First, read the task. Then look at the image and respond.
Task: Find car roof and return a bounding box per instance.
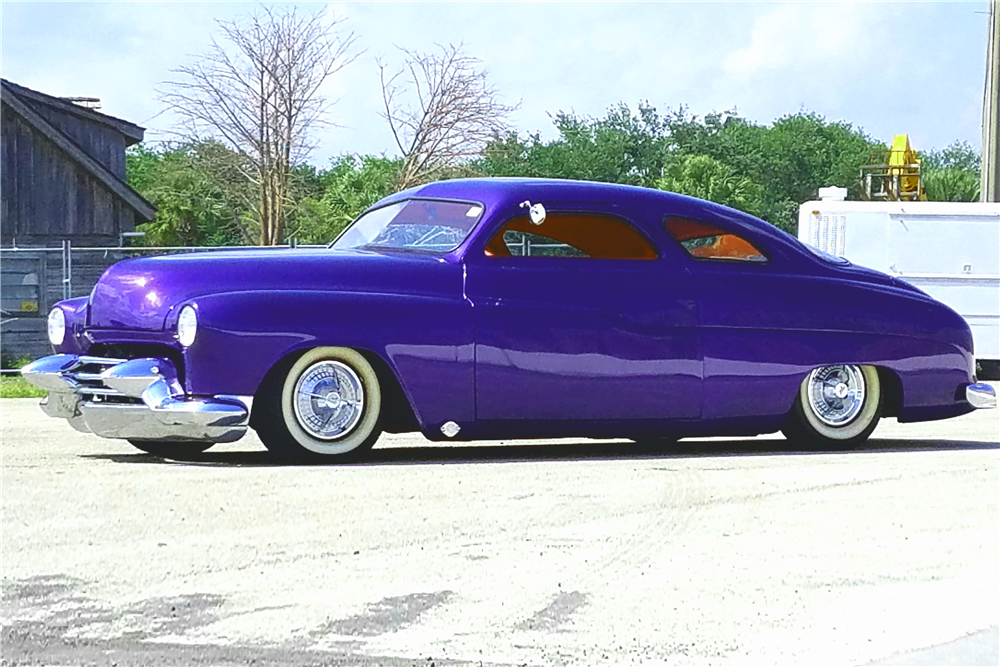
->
[379,177,781,239]
[371,177,811,264]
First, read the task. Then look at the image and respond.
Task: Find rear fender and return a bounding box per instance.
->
[703,328,973,423]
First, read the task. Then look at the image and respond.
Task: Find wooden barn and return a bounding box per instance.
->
[1,79,155,246]
[1,79,156,362]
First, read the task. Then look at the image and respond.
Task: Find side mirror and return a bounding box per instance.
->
[520,200,546,226]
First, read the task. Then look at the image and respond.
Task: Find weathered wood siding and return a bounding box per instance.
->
[0,102,136,245]
[32,103,128,178]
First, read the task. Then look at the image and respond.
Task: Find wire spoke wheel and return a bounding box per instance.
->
[293,361,365,440]
[254,347,383,461]
[805,365,866,427]
[783,364,882,448]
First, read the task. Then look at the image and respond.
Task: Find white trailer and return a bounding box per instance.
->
[797,195,1000,373]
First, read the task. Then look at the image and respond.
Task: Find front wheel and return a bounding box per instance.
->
[128,440,214,458]
[254,347,382,461]
[781,364,882,448]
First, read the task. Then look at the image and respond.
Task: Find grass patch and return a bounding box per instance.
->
[0,375,47,398]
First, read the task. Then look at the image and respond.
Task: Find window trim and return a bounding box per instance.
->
[480,208,660,261]
[662,215,772,265]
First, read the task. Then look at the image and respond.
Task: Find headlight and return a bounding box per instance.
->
[176,305,198,348]
[47,308,66,346]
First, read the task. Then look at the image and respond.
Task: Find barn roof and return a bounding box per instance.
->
[1,79,145,144]
[1,79,155,222]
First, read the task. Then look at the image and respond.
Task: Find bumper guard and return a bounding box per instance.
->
[21,355,250,443]
[966,382,997,410]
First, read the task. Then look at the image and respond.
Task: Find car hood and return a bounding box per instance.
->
[88,248,458,330]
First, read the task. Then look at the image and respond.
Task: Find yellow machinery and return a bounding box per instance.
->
[860,134,927,201]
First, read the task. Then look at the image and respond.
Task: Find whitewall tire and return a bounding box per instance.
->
[255,347,382,460]
[782,364,882,448]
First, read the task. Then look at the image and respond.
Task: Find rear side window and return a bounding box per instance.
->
[486,213,657,260]
[663,216,767,263]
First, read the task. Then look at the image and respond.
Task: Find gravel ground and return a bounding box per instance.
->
[2,394,998,666]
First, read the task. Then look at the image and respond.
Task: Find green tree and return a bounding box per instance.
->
[481,104,883,233]
[921,140,981,202]
[124,144,161,194]
[655,154,767,218]
[287,155,402,244]
[662,110,880,230]
[480,102,670,186]
[922,140,981,172]
[924,168,981,202]
[126,142,251,246]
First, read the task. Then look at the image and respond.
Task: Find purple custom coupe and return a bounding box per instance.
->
[23,178,996,459]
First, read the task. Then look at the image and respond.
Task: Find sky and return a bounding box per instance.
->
[1,2,993,168]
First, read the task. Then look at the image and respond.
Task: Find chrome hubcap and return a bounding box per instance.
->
[806,365,866,427]
[293,361,365,440]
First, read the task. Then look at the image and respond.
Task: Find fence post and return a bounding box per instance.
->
[67,240,73,298]
[61,240,70,301]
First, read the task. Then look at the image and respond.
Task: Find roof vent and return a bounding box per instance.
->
[61,96,102,111]
[818,186,848,201]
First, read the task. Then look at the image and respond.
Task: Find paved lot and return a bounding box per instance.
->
[2,396,998,666]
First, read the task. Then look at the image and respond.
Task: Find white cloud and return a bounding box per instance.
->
[724,2,870,77]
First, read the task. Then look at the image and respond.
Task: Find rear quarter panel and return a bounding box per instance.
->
[696,262,974,425]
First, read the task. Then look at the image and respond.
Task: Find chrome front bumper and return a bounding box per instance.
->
[21,355,250,443]
[966,382,997,409]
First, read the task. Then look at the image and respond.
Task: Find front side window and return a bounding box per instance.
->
[663,216,767,263]
[333,199,484,253]
[485,213,657,260]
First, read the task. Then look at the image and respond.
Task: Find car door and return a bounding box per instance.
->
[464,206,701,422]
[662,214,799,421]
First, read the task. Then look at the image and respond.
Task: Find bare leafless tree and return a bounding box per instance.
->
[379,44,517,190]
[159,6,358,245]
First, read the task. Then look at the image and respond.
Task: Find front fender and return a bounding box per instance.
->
[51,297,90,355]
[181,290,475,432]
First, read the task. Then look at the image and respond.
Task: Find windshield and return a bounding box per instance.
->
[332,199,484,253]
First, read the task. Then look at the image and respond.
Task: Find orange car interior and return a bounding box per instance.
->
[663,216,765,261]
[485,213,658,260]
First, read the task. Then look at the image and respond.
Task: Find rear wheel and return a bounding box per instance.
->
[128,440,214,458]
[782,364,881,448]
[254,347,382,461]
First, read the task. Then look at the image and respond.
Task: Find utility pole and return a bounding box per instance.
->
[983,0,1000,202]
